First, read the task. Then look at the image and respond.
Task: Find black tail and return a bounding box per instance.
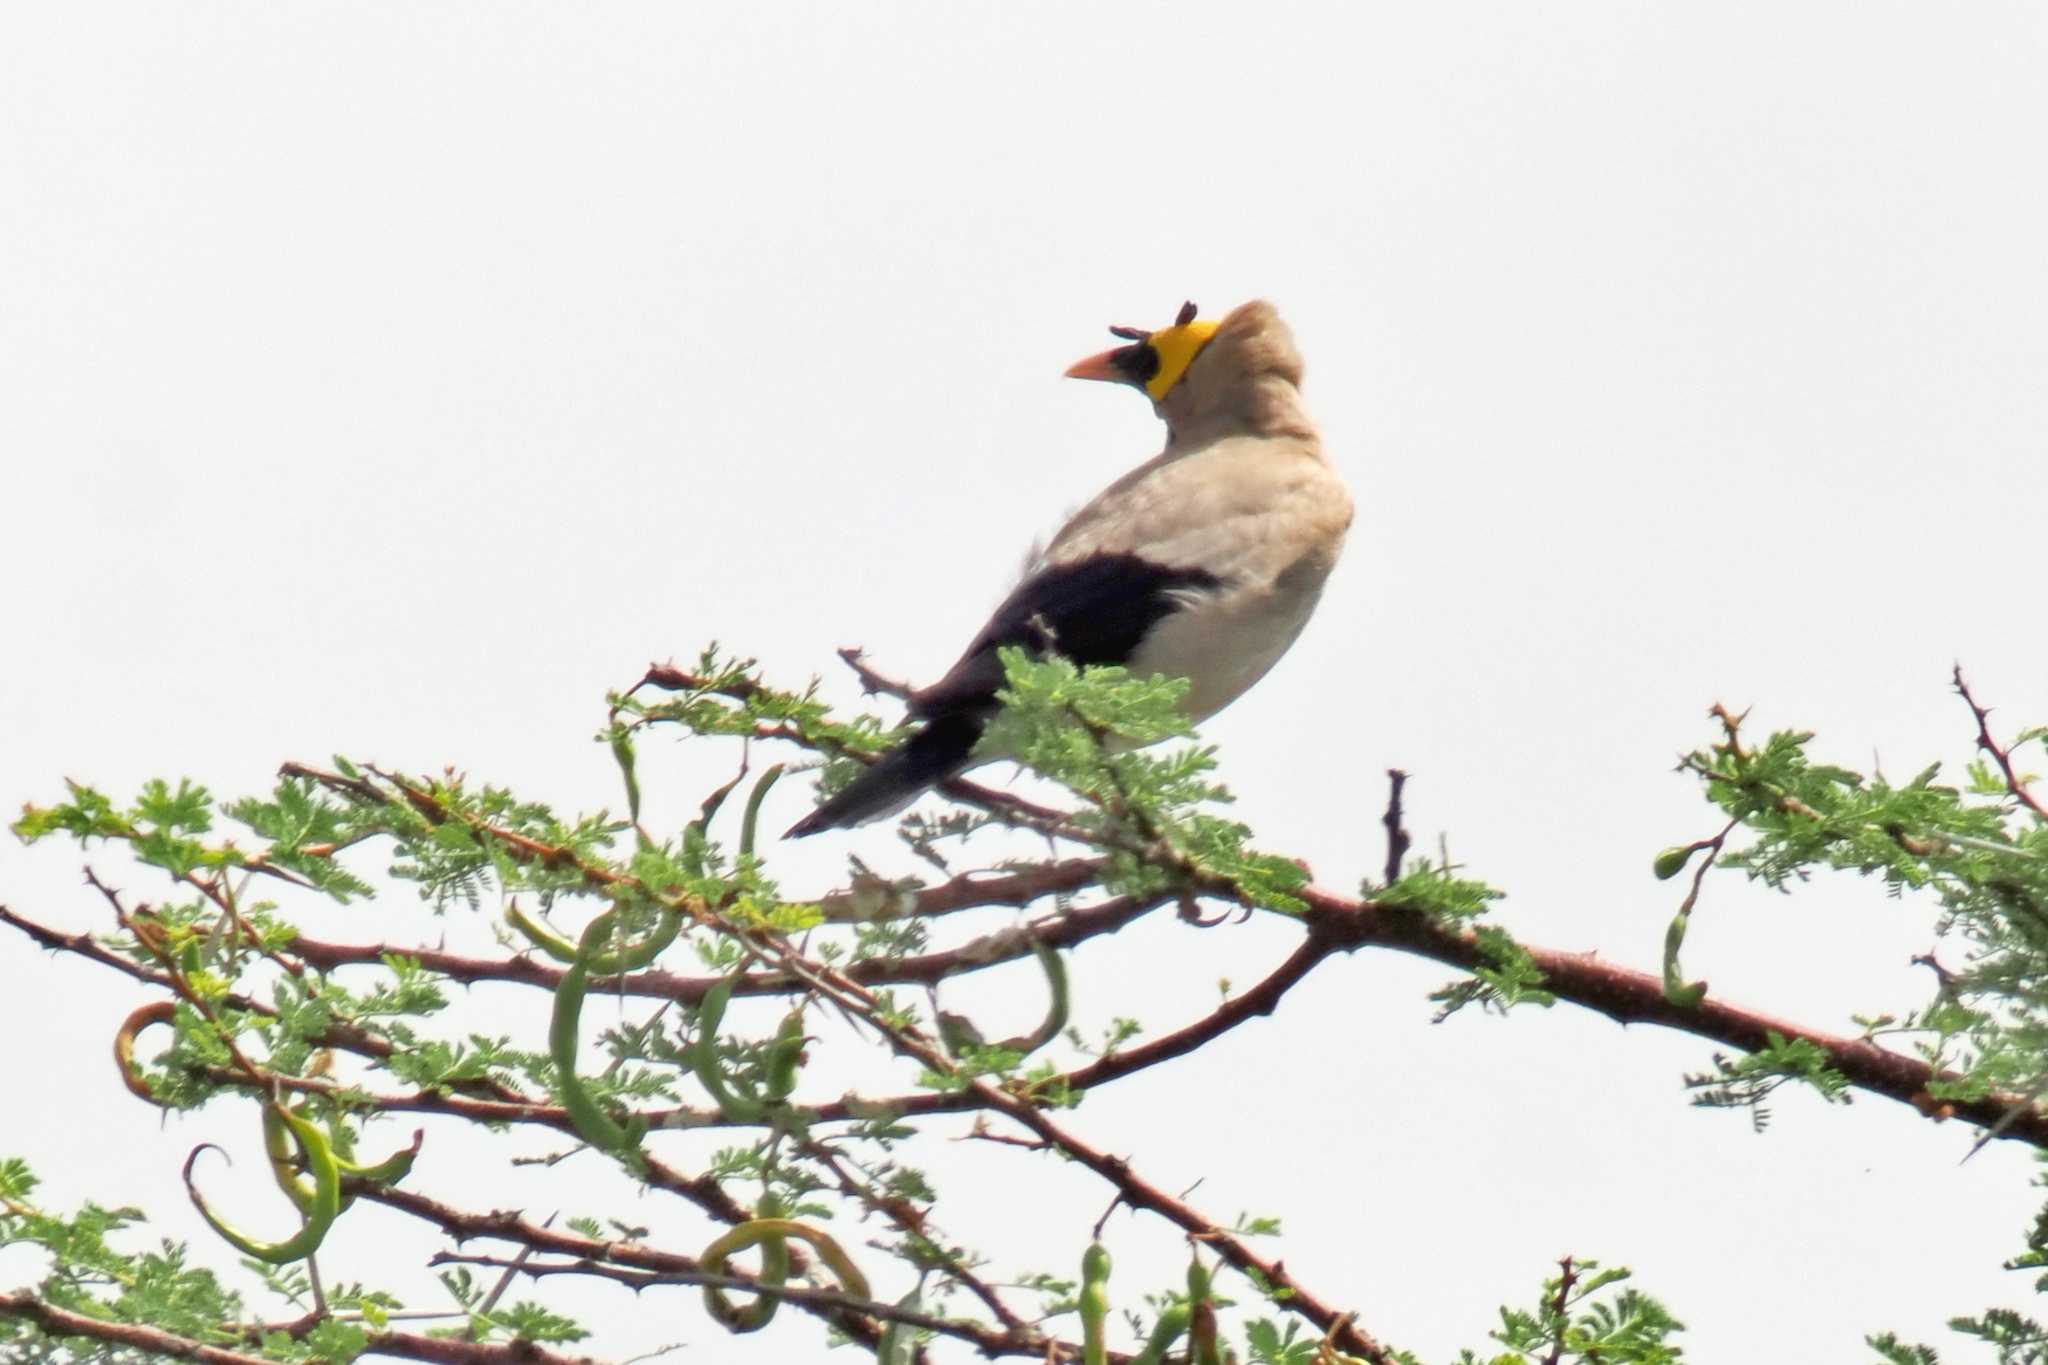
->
[785,712,987,838]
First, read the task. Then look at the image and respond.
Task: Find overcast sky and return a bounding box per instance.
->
[5,4,2047,1361]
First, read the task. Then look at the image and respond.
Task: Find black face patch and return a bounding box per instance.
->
[1110,342,1161,387]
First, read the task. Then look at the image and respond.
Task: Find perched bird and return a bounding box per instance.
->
[787,299,1351,838]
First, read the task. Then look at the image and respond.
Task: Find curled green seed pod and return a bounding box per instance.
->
[690,973,769,1122]
[1079,1241,1111,1365]
[549,922,649,1159]
[942,937,1072,1060]
[700,1217,871,1329]
[1661,909,1708,1009]
[994,938,1070,1057]
[336,1127,424,1185]
[738,763,785,859]
[763,1007,807,1101]
[185,1102,340,1264]
[113,1000,178,1107]
[1129,1303,1192,1365]
[506,902,581,963]
[262,1103,319,1215]
[510,900,681,974]
[263,1105,421,1215]
[1653,845,1695,880]
[592,904,682,973]
[703,1198,791,1333]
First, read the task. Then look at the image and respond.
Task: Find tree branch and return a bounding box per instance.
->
[0,1290,604,1365]
[1955,666,2048,823]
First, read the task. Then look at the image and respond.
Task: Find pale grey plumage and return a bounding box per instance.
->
[788,298,1350,837]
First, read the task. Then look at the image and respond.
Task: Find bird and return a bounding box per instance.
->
[786,299,1352,838]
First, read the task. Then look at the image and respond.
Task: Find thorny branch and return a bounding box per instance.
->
[1956,666,2048,824]
[8,655,2048,1365]
[1380,768,1411,888]
[0,1289,602,1365]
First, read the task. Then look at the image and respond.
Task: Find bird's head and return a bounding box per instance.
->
[1064,300,1220,404]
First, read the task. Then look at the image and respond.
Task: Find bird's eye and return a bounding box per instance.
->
[1110,342,1161,385]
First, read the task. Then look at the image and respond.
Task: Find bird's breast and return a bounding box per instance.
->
[1124,538,1341,723]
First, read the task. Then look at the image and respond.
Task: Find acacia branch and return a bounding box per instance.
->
[1292,884,2048,1146]
[13,846,2045,1154]
[356,1183,1059,1359]
[1955,667,2048,824]
[429,1253,1003,1349]
[0,1290,602,1365]
[727,938,1400,1364]
[283,886,1161,1000]
[0,1291,278,1365]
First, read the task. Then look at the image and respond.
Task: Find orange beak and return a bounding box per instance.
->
[1064,348,1128,383]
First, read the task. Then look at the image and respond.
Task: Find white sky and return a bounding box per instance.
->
[4,3,2047,1361]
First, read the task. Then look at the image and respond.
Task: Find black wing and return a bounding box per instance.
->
[911,552,1223,720]
[785,552,1221,838]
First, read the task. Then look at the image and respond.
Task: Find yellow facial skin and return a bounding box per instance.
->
[1142,319,1220,402]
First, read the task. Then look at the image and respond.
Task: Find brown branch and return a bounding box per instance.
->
[286,890,1162,1002]
[729,941,1399,1364]
[360,1333,600,1365]
[1541,1255,1578,1365]
[17,842,2048,1154]
[0,1291,601,1365]
[356,1183,1062,1359]
[182,910,1322,1140]
[429,1252,995,1347]
[1380,769,1411,887]
[1293,884,2048,1147]
[0,1290,279,1364]
[792,1133,1030,1334]
[1955,666,2048,823]
[0,902,535,1108]
[836,646,913,700]
[816,857,1105,922]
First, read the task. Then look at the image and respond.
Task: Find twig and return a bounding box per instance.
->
[1381,769,1410,887]
[1541,1256,1578,1365]
[837,646,915,700]
[729,938,1399,1363]
[431,1252,980,1343]
[358,1184,1059,1359]
[1955,667,2048,823]
[0,1290,603,1365]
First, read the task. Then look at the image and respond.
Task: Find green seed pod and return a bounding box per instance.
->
[1079,1241,1112,1365]
[1653,845,1695,880]
[1130,1302,1192,1365]
[550,922,649,1159]
[113,1000,178,1107]
[763,1007,807,1101]
[184,1102,341,1264]
[610,730,642,824]
[690,973,769,1123]
[510,900,680,974]
[1661,909,1709,1009]
[999,938,1070,1058]
[738,763,785,859]
[700,1217,871,1332]
[703,1201,791,1333]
